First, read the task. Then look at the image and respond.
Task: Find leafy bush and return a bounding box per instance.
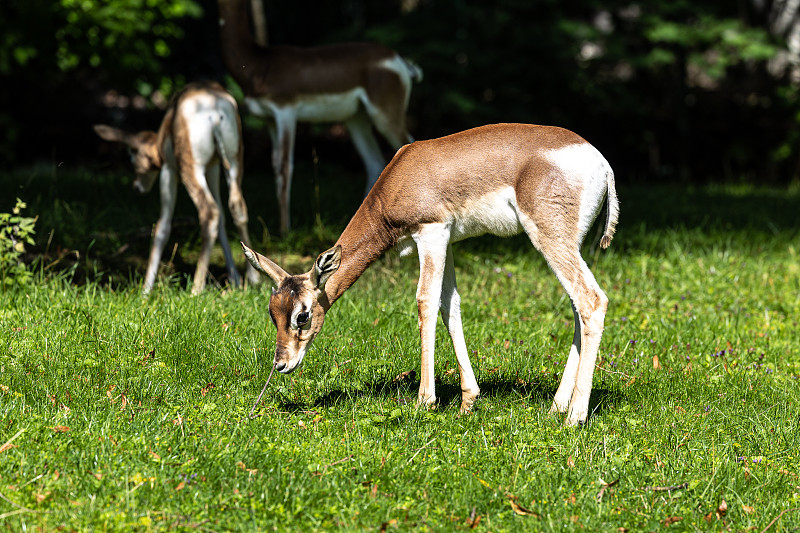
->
[0,198,37,289]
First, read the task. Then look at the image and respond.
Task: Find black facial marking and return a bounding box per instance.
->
[276,277,304,295]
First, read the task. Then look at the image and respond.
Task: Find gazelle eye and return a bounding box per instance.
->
[296,311,310,326]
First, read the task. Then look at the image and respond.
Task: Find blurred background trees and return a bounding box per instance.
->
[2,0,799,185]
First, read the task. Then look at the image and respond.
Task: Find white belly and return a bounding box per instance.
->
[246,88,364,123]
[449,187,523,242]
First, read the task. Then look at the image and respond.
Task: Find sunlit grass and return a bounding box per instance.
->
[1,170,800,530]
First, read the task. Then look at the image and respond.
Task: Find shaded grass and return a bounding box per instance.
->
[1,166,800,530]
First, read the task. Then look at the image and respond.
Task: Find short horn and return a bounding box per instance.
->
[241,242,289,286]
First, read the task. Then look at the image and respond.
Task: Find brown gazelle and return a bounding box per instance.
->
[217,0,422,235]
[95,81,259,295]
[243,124,619,426]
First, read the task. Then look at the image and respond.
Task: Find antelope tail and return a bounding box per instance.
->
[211,115,232,171]
[402,57,423,83]
[599,169,619,249]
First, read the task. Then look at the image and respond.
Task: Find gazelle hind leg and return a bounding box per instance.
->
[549,302,581,414]
[361,82,412,149]
[440,245,480,413]
[224,154,260,286]
[544,253,607,425]
[413,224,450,408]
[207,164,241,288]
[345,111,387,195]
[269,110,296,236]
[183,163,220,295]
[564,260,608,426]
[523,221,607,425]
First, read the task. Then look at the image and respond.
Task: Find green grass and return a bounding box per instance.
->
[2,165,800,531]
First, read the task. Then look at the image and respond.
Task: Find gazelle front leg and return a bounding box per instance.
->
[440,245,480,413]
[143,165,178,294]
[413,225,449,408]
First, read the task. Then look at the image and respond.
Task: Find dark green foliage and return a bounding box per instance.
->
[358,0,793,183]
[0,0,203,164]
[1,0,799,183]
[0,199,37,289]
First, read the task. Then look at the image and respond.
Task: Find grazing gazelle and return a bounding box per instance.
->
[217,0,422,235]
[95,81,260,295]
[242,124,619,426]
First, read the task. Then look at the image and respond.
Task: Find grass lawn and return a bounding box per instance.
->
[1,163,800,531]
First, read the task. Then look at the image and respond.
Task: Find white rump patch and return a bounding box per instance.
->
[377,55,414,93]
[544,143,612,240]
[180,93,239,168]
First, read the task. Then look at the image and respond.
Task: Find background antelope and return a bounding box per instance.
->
[217,0,423,235]
[242,123,619,426]
[95,81,259,295]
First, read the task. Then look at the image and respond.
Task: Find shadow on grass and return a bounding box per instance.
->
[6,162,800,291]
[276,373,626,421]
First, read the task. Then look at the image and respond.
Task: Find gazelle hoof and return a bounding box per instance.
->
[564,410,588,427]
[416,394,437,410]
[459,392,480,414]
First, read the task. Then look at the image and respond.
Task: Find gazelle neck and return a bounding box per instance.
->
[321,197,400,309]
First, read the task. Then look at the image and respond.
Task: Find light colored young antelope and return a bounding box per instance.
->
[217,0,422,235]
[95,80,259,295]
[242,123,619,425]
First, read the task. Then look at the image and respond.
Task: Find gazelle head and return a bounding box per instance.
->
[94,124,161,193]
[242,242,341,373]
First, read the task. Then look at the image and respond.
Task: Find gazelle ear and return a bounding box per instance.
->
[312,245,341,290]
[94,124,139,148]
[241,242,289,286]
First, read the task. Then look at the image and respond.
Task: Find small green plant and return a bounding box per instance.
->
[0,198,37,289]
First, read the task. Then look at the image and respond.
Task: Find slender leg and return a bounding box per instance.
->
[143,165,178,294]
[440,245,480,413]
[413,225,450,408]
[344,111,387,195]
[182,163,219,295]
[270,109,296,236]
[565,261,608,425]
[225,149,260,286]
[366,109,408,151]
[207,164,241,288]
[540,247,607,425]
[521,212,608,425]
[361,80,413,148]
[549,302,581,414]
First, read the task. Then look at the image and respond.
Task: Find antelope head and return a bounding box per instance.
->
[242,242,341,373]
[94,124,161,193]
